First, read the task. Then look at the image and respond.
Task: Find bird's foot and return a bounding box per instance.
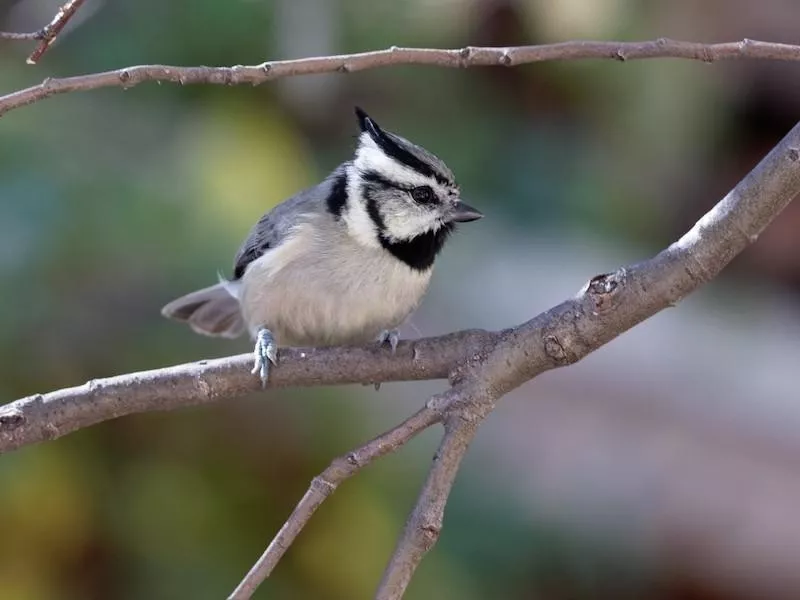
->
[251,328,278,388]
[371,329,401,391]
[376,329,400,353]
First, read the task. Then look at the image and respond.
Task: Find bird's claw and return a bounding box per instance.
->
[251,328,278,388]
[371,329,401,391]
[377,329,400,353]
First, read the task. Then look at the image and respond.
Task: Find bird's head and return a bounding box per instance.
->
[342,107,483,270]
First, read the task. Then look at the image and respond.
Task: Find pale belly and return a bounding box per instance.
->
[238,227,432,346]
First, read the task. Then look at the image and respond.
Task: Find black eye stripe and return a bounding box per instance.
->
[360,170,444,205]
[361,169,404,190]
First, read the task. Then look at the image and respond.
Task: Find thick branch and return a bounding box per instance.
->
[4,38,800,116]
[0,0,86,64]
[0,329,494,455]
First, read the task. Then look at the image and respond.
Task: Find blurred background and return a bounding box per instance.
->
[3,0,800,598]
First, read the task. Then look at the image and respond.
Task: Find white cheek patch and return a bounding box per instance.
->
[382,206,444,242]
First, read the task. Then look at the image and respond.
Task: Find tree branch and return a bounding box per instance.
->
[4,38,800,116]
[0,0,86,64]
[0,329,494,455]
[375,404,482,599]
[227,404,442,600]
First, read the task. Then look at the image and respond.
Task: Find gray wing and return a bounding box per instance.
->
[232,165,347,280]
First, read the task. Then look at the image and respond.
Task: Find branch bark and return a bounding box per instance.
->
[0,0,86,64]
[0,329,493,454]
[4,38,800,116]
[375,406,482,599]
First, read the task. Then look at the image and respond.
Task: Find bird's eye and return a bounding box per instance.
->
[410,186,435,204]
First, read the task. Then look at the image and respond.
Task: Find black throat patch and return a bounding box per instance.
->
[379,226,454,271]
[361,181,453,271]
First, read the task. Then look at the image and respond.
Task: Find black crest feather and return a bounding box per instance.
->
[353,106,450,185]
[354,106,381,139]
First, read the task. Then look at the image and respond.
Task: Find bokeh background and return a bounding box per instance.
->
[3,0,800,598]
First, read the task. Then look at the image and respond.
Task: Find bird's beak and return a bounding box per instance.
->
[450,201,484,223]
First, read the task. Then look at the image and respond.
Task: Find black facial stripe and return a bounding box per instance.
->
[326,170,348,218]
[362,183,387,233]
[370,132,451,187]
[361,169,406,191]
[362,170,442,208]
[361,181,452,271]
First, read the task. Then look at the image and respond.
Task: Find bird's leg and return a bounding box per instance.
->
[372,329,401,391]
[376,329,401,353]
[251,327,278,388]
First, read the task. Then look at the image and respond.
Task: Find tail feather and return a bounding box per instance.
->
[162,283,245,339]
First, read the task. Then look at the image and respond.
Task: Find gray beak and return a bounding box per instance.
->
[450,201,484,223]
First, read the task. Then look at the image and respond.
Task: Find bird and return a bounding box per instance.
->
[161,107,483,386]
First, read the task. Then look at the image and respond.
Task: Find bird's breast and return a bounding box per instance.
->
[238,223,432,346]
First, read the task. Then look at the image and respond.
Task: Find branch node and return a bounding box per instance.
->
[543,334,570,365]
[588,271,621,295]
[419,523,442,551]
[0,410,25,431]
[345,451,361,467]
[788,147,800,162]
[615,49,628,62]
[584,267,627,316]
[500,50,512,66]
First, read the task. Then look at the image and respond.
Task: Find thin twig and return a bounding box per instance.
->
[0,0,87,64]
[227,405,442,600]
[4,38,800,116]
[27,0,86,65]
[0,31,40,41]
